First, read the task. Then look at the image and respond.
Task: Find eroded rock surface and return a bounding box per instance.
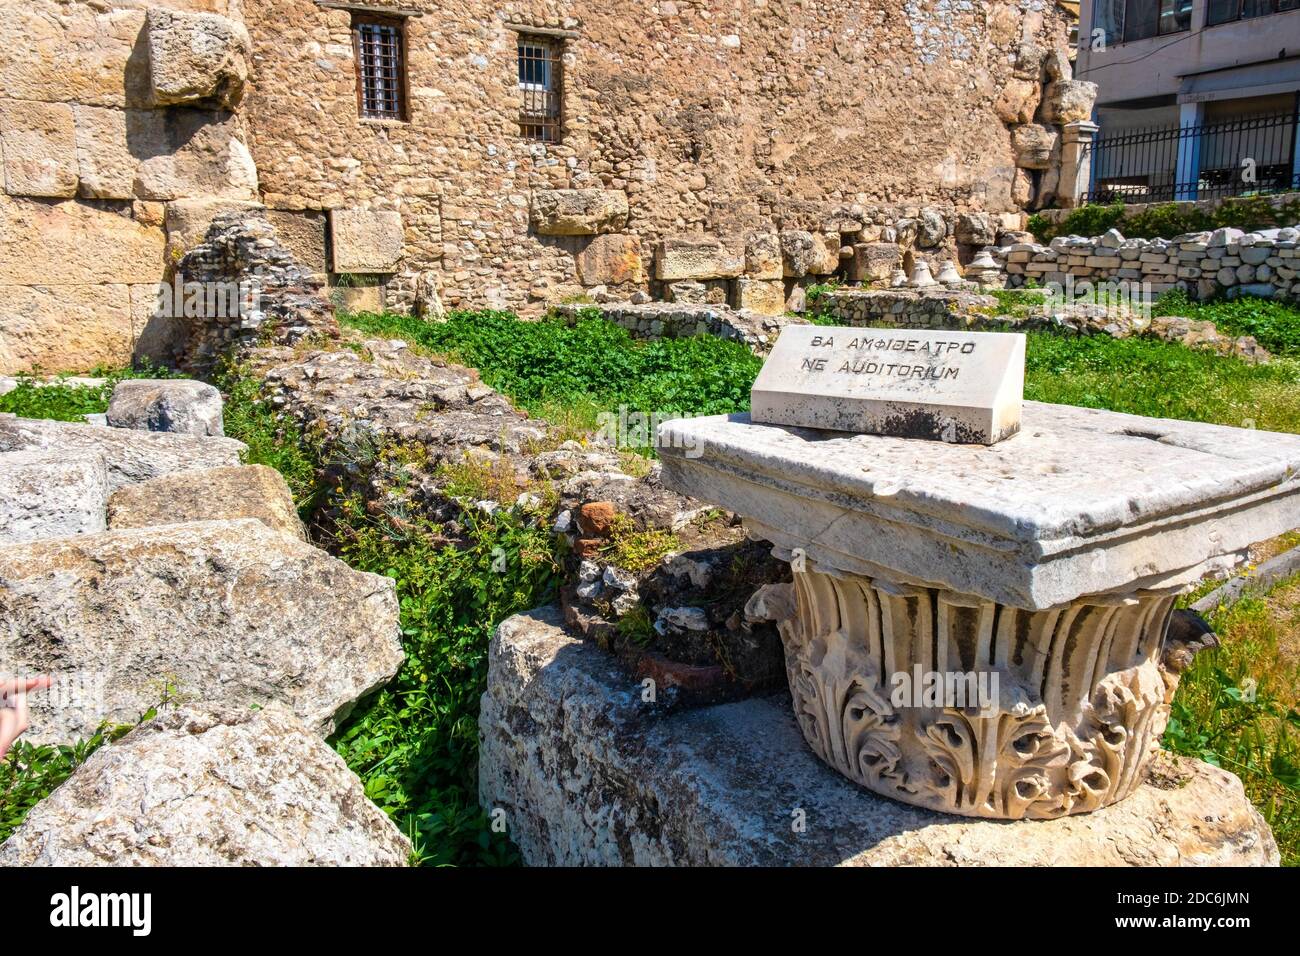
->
[0,519,402,743]
[0,704,411,867]
[0,449,108,544]
[107,464,305,539]
[0,414,244,490]
[479,607,1280,866]
[106,378,225,436]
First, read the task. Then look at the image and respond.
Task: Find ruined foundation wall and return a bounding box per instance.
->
[242,0,1075,312]
[0,0,259,374]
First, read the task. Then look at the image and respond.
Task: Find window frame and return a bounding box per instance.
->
[351,12,410,123]
[516,35,564,143]
[1092,0,1193,45]
[1207,0,1299,27]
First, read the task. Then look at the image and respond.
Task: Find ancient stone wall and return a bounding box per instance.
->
[241,0,1077,313]
[0,0,257,374]
[999,226,1300,302]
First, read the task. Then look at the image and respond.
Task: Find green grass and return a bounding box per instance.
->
[1165,577,1300,865]
[342,309,762,434]
[347,308,1300,436]
[0,365,176,422]
[1155,289,1300,358]
[1024,332,1300,432]
[327,497,559,866]
[214,360,324,515]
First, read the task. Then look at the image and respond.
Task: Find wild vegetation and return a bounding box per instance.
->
[1028,195,1300,244]
[3,301,1299,863]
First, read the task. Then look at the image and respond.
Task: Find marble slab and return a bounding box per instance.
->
[750,326,1024,444]
[657,402,1300,608]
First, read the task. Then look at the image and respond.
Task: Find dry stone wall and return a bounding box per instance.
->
[999,226,1300,302]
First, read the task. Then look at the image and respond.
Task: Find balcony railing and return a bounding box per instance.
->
[1081,109,1300,205]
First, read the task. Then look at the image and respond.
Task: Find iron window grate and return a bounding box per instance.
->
[354,17,406,120]
[518,40,561,142]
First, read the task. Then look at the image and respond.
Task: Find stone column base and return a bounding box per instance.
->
[478,607,1279,867]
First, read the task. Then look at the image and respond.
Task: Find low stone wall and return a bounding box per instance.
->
[997,226,1300,301]
[551,301,804,352]
[817,289,998,328]
[819,287,1269,362]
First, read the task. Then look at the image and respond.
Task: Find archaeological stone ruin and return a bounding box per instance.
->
[2,0,1299,878]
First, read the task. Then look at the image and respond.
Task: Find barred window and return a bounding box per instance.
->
[518,38,562,142]
[353,15,407,120]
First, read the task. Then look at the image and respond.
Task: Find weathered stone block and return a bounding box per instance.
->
[0,283,136,376]
[744,232,782,279]
[0,705,412,867]
[0,4,150,108]
[1012,124,1059,170]
[995,79,1039,125]
[0,519,404,745]
[132,110,258,202]
[0,450,108,545]
[108,464,305,540]
[71,105,134,200]
[0,99,78,198]
[530,189,629,236]
[479,608,1278,866]
[576,233,644,286]
[955,211,997,246]
[330,207,405,273]
[779,230,823,277]
[0,414,245,491]
[1041,80,1099,124]
[164,196,263,261]
[146,9,251,110]
[265,209,328,277]
[735,278,785,315]
[655,236,743,280]
[106,378,225,437]
[847,242,901,282]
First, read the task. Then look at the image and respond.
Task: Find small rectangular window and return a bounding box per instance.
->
[353,15,407,120]
[518,38,562,142]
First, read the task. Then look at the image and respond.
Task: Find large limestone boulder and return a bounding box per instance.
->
[1041,80,1099,125]
[480,608,1279,866]
[330,207,405,273]
[106,378,225,437]
[655,236,744,281]
[0,284,138,375]
[132,110,258,202]
[0,195,164,286]
[108,464,305,540]
[0,3,151,109]
[146,9,251,111]
[0,99,79,198]
[0,704,412,867]
[0,414,244,490]
[779,230,822,277]
[530,189,629,237]
[0,519,403,744]
[735,278,785,315]
[0,450,108,545]
[995,78,1039,125]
